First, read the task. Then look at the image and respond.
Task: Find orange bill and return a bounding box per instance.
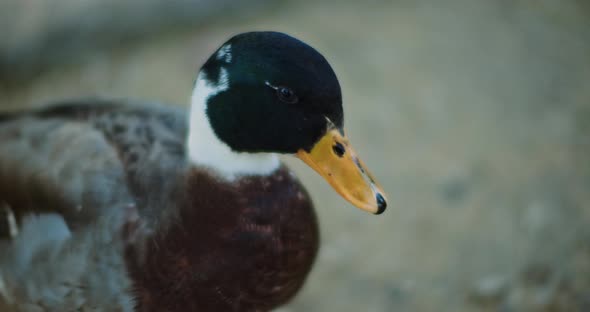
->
[296,128,387,214]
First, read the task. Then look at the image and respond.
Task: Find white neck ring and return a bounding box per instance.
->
[186,71,280,180]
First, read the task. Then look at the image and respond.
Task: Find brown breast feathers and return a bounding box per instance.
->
[126,167,319,312]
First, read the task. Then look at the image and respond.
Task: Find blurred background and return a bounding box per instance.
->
[1,0,589,311]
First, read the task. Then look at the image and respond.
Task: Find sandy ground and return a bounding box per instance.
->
[1,0,589,311]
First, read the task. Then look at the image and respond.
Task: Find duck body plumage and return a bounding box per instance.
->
[0,98,318,311]
[0,31,388,311]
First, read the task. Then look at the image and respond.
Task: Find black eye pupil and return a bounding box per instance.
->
[280,88,292,98]
[276,86,297,103]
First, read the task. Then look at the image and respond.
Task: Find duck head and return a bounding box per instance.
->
[187,31,387,214]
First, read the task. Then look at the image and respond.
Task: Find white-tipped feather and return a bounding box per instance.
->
[1,205,18,239]
[187,71,280,180]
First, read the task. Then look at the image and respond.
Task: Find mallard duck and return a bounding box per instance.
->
[0,31,387,312]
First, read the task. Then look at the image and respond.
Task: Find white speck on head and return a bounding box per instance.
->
[216,44,232,63]
[187,70,280,180]
[218,67,229,88]
[265,81,278,90]
[325,116,336,129]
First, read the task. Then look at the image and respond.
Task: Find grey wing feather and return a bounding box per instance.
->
[0,98,189,235]
[0,98,189,310]
[0,117,133,234]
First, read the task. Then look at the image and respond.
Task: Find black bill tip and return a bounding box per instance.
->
[375,193,387,215]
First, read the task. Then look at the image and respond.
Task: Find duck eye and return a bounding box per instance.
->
[277,87,298,104]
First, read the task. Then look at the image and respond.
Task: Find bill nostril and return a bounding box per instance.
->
[332,142,345,157]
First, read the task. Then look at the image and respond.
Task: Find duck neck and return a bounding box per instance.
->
[186,72,280,180]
